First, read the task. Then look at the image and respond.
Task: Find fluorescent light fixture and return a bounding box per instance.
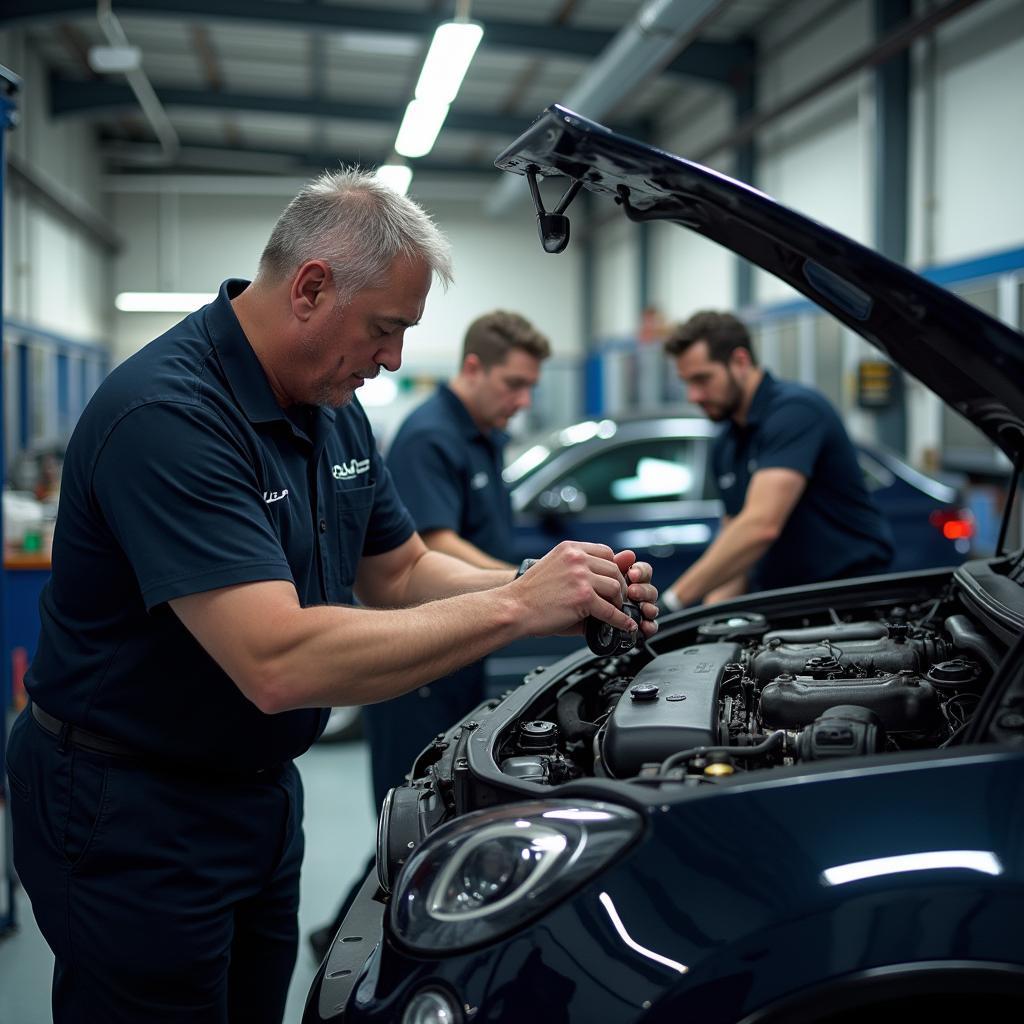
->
[394,98,449,159]
[415,21,483,104]
[115,292,216,312]
[88,44,142,74]
[374,163,413,196]
[822,850,1003,887]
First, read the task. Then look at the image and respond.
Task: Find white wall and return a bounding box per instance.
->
[649,86,737,321]
[909,0,1024,266]
[753,0,873,305]
[0,28,111,344]
[109,186,581,369]
[592,214,638,339]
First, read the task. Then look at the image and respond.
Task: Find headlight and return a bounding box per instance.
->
[390,800,641,952]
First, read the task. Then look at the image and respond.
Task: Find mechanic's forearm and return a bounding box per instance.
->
[420,529,516,572]
[257,588,524,712]
[363,548,513,608]
[667,515,776,606]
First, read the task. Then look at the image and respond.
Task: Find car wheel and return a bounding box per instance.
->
[318,706,363,743]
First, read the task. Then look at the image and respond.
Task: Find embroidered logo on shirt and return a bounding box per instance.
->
[747,459,758,473]
[718,473,736,489]
[470,471,489,490]
[264,489,289,504]
[333,459,370,480]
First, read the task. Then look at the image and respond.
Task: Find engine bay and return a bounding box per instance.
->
[492,592,1003,786]
[373,563,1023,892]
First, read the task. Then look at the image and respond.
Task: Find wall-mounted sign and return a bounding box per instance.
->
[857,359,897,408]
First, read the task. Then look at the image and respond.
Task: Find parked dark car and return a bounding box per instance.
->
[506,416,970,579]
[306,107,1024,1024]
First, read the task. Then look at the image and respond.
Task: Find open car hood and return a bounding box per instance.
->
[495,105,1024,463]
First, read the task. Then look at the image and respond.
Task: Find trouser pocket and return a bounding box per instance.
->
[60,748,111,868]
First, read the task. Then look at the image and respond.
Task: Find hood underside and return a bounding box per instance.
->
[495,105,1024,463]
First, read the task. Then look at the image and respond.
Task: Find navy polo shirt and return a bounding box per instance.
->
[711,372,893,590]
[27,279,415,772]
[386,384,514,563]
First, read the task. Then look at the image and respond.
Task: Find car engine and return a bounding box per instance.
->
[490,600,1000,786]
[375,571,1018,891]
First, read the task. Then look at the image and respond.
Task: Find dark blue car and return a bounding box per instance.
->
[506,415,969,581]
[305,107,1024,1023]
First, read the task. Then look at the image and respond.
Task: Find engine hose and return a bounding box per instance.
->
[660,730,787,775]
[557,689,598,743]
[944,614,1002,670]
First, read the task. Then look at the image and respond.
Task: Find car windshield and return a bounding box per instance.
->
[503,418,619,487]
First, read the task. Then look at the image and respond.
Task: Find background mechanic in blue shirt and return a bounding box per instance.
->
[366,310,550,807]
[659,310,893,611]
[4,171,660,1024]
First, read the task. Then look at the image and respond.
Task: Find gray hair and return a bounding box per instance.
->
[257,167,453,300]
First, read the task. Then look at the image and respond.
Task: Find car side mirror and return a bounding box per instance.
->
[537,484,588,519]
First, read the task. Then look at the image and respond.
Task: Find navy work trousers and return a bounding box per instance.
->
[4,708,305,1024]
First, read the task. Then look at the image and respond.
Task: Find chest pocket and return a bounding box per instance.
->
[333,481,376,593]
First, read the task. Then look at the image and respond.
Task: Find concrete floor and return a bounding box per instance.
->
[0,739,377,1024]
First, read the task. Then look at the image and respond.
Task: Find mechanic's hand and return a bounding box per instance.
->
[616,551,659,640]
[511,540,639,638]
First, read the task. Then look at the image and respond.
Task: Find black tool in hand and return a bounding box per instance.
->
[585,601,643,656]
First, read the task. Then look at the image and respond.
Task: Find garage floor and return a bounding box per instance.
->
[0,739,377,1023]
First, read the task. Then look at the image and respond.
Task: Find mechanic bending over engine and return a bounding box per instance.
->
[4,169,659,1024]
[309,310,551,963]
[660,310,893,610]
[370,310,552,806]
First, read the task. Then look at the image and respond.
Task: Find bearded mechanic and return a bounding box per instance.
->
[4,169,659,1024]
[660,310,893,610]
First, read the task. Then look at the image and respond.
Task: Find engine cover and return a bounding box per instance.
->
[759,672,940,731]
[603,643,740,777]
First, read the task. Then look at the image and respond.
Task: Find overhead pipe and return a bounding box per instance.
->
[485,0,729,215]
[96,0,179,162]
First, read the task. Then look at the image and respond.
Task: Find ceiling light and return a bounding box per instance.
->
[115,292,216,312]
[87,44,142,74]
[375,163,413,196]
[414,21,483,104]
[394,99,449,159]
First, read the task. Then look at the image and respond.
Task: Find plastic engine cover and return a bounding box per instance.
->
[759,672,940,731]
[603,643,741,777]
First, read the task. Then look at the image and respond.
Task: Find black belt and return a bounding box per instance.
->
[30,702,286,779]
[31,702,141,758]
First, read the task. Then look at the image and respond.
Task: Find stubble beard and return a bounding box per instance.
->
[704,369,744,422]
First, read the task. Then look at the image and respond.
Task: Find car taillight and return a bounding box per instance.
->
[929,508,975,541]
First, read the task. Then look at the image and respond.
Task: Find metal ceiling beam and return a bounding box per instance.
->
[5,0,747,83]
[50,74,530,136]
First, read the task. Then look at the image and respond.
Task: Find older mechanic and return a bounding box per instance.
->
[661,310,893,609]
[5,170,659,1024]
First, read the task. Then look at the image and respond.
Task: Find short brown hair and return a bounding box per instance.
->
[664,310,756,365]
[463,311,551,368]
